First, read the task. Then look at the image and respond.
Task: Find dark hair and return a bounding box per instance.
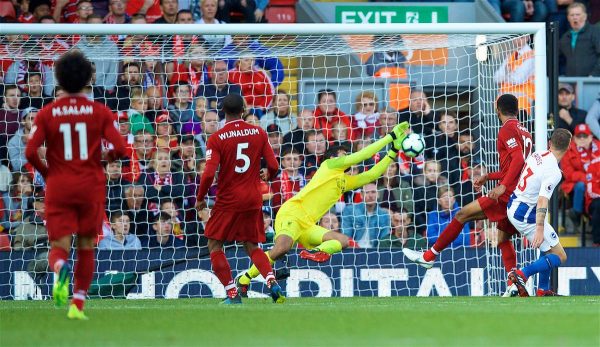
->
[38,15,55,22]
[437,185,455,198]
[550,128,572,152]
[3,84,18,95]
[496,94,519,117]
[324,145,348,160]
[54,50,92,93]
[110,211,125,222]
[155,212,172,223]
[281,146,300,157]
[176,9,192,21]
[317,89,336,103]
[304,129,323,142]
[122,61,141,74]
[131,13,146,21]
[172,81,190,94]
[222,93,245,117]
[25,71,42,82]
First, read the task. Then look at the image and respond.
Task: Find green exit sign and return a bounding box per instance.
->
[336,6,448,24]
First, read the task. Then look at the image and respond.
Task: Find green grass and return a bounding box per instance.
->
[1,297,599,347]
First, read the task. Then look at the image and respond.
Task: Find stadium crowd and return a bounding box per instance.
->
[0,0,598,255]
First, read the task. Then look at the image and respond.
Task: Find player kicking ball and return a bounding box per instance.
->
[506,129,572,297]
[236,122,410,296]
[196,94,284,304]
[403,94,531,277]
[25,51,127,319]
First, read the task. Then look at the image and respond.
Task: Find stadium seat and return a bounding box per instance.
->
[268,0,296,6]
[0,1,16,19]
[265,6,296,24]
[0,233,10,251]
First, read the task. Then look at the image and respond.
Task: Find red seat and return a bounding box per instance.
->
[0,1,16,19]
[269,0,297,6]
[0,233,11,251]
[265,6,296,24]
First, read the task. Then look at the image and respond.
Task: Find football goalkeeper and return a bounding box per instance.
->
[237,122,409,295]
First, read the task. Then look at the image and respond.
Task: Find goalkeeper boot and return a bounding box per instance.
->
[67,304,89,321]
[235,274,250,298]
[53,263,71,308]
[402,249,434,269]
[536,289,561,297]
[507,270,529,297]
[299,249,330,263]
[267,279,286,304]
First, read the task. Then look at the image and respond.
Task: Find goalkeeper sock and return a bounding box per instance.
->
[498,240,517,273]
[425,219,464,261]
[249,249,275,282]
[522,254,561,278]
[72,248,94,311]
[48,247,68,274]
[239,251,274,285]
[315,240,343,255]
[210,250,235,294]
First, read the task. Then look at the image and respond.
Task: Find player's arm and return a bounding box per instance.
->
[327,122,409,171]
[196,137,220,207]
[261,129,279,180]
[532,171,562,248]
[102,107,127,161]
[345,149,398,191]
[24,112,48,178]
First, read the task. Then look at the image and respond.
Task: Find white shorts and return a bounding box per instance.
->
[507,197,559,252]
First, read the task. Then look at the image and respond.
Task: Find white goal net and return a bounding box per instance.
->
[0,23,547,299]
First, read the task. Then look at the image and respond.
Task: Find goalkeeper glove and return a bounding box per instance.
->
[388,122,409,150]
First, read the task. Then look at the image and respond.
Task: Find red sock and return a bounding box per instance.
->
[424,218,464,261]
[210,250,236,297]
[48,247,68,273]
[498,240,517,273]
[250,249,275,282]
[72,249,94,310]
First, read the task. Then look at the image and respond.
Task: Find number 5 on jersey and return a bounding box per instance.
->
[235,142,250,173]
[59,122,88,161]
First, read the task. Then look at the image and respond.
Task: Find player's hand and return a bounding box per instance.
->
[531,226,544,249]
[488,184,506,201]
[56,0,70,8]
[473,174,488,192]
[260,168,270,182]
[195,199,207,212]
[390,122,410,150]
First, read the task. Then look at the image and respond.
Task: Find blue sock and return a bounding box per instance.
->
[537,268,551,291]
[522,254,562,278]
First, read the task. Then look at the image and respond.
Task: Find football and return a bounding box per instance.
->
[401,133,426,158]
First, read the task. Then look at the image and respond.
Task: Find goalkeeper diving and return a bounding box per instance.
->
[237,122,410,295]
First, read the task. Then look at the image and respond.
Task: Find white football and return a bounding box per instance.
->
[401,133,425,158]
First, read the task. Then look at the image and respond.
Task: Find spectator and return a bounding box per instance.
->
[228,57,274,117]
[98,212,142,250]
[75,26,119,91]
[137,150,185,209]
[217,0,255,23]
[377,162,413,214]
[109,62,142,111]
[378,210,427,250]
[262,206,275,244]
[243,113,260,126]
[10,187,47,250]
[155,112,179,154]
[144,85,165,124]
[198,59,242,119]
[283,109,313,153]
[266,124,283,156]
[426,186,470,248]
[198,110,219,156]
[167,44,209,97]
[194,96,208,121]
[104,0,131,23]
[105,160,129,213]
[146,212,185,248]
[498,0,548,23]
[168,82,197,134]
[195,0,233,50]
[270,146,306,211]
[561,124,600,224]
[174,134,198,173]
[427,110,461,185]
[585,96,600,139]
[121,185,151,236]
[20,0,51,22]
[341,183,391,248]
[303,129,327,173]
[413,160,448,225]
[18,72,50,110]
[260,90,297,136]
[0,84,21,165]
[87,62,108,106]
[313,89,353,142]
[454,161,485,208]
[128,87,155,135]
[585,154,600,246]
[373,108,398,141]
[397,88,436,138]
[352,91,380,140]
[126,0,162,23]
[457,131,479,171]
[122,130,156,182]
[330,120,352,150]
[154,0,178,23]
[559,3,600,77]
[52,0,78,23]
[115,111,133,144]
[8,107,37,171]
[556,83,587,133]
[1,171,33,230]
[320,211,357,247]
[73,0,93,23]
[159,199,185,240]
[219,35,284,88]
[493,35,535,115]
[365,34,409,77]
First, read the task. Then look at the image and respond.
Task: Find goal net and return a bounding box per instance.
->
[0,23,547,299]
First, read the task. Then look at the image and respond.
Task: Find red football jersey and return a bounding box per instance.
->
[25,95,126,204]
[496,118,532,194]
[198,119,278,211]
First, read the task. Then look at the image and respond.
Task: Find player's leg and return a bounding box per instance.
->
[237,234,294,288]
[496,222,517,273]
[66,235,94,320]
[299,226,348,262]
[404,198,486,267]
[48,236,73,308]
[243,241,285,303]
[208,238,240,303]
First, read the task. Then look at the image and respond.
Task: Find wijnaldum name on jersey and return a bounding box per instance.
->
[218,128,260,140]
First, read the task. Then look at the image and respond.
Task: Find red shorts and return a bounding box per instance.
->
[46,202,104,242]
[204,208,265,243]
[477,196,518,236]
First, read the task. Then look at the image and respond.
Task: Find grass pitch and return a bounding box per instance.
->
[1,297,599,347]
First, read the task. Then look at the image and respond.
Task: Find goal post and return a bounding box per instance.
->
[0,23,548,299]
